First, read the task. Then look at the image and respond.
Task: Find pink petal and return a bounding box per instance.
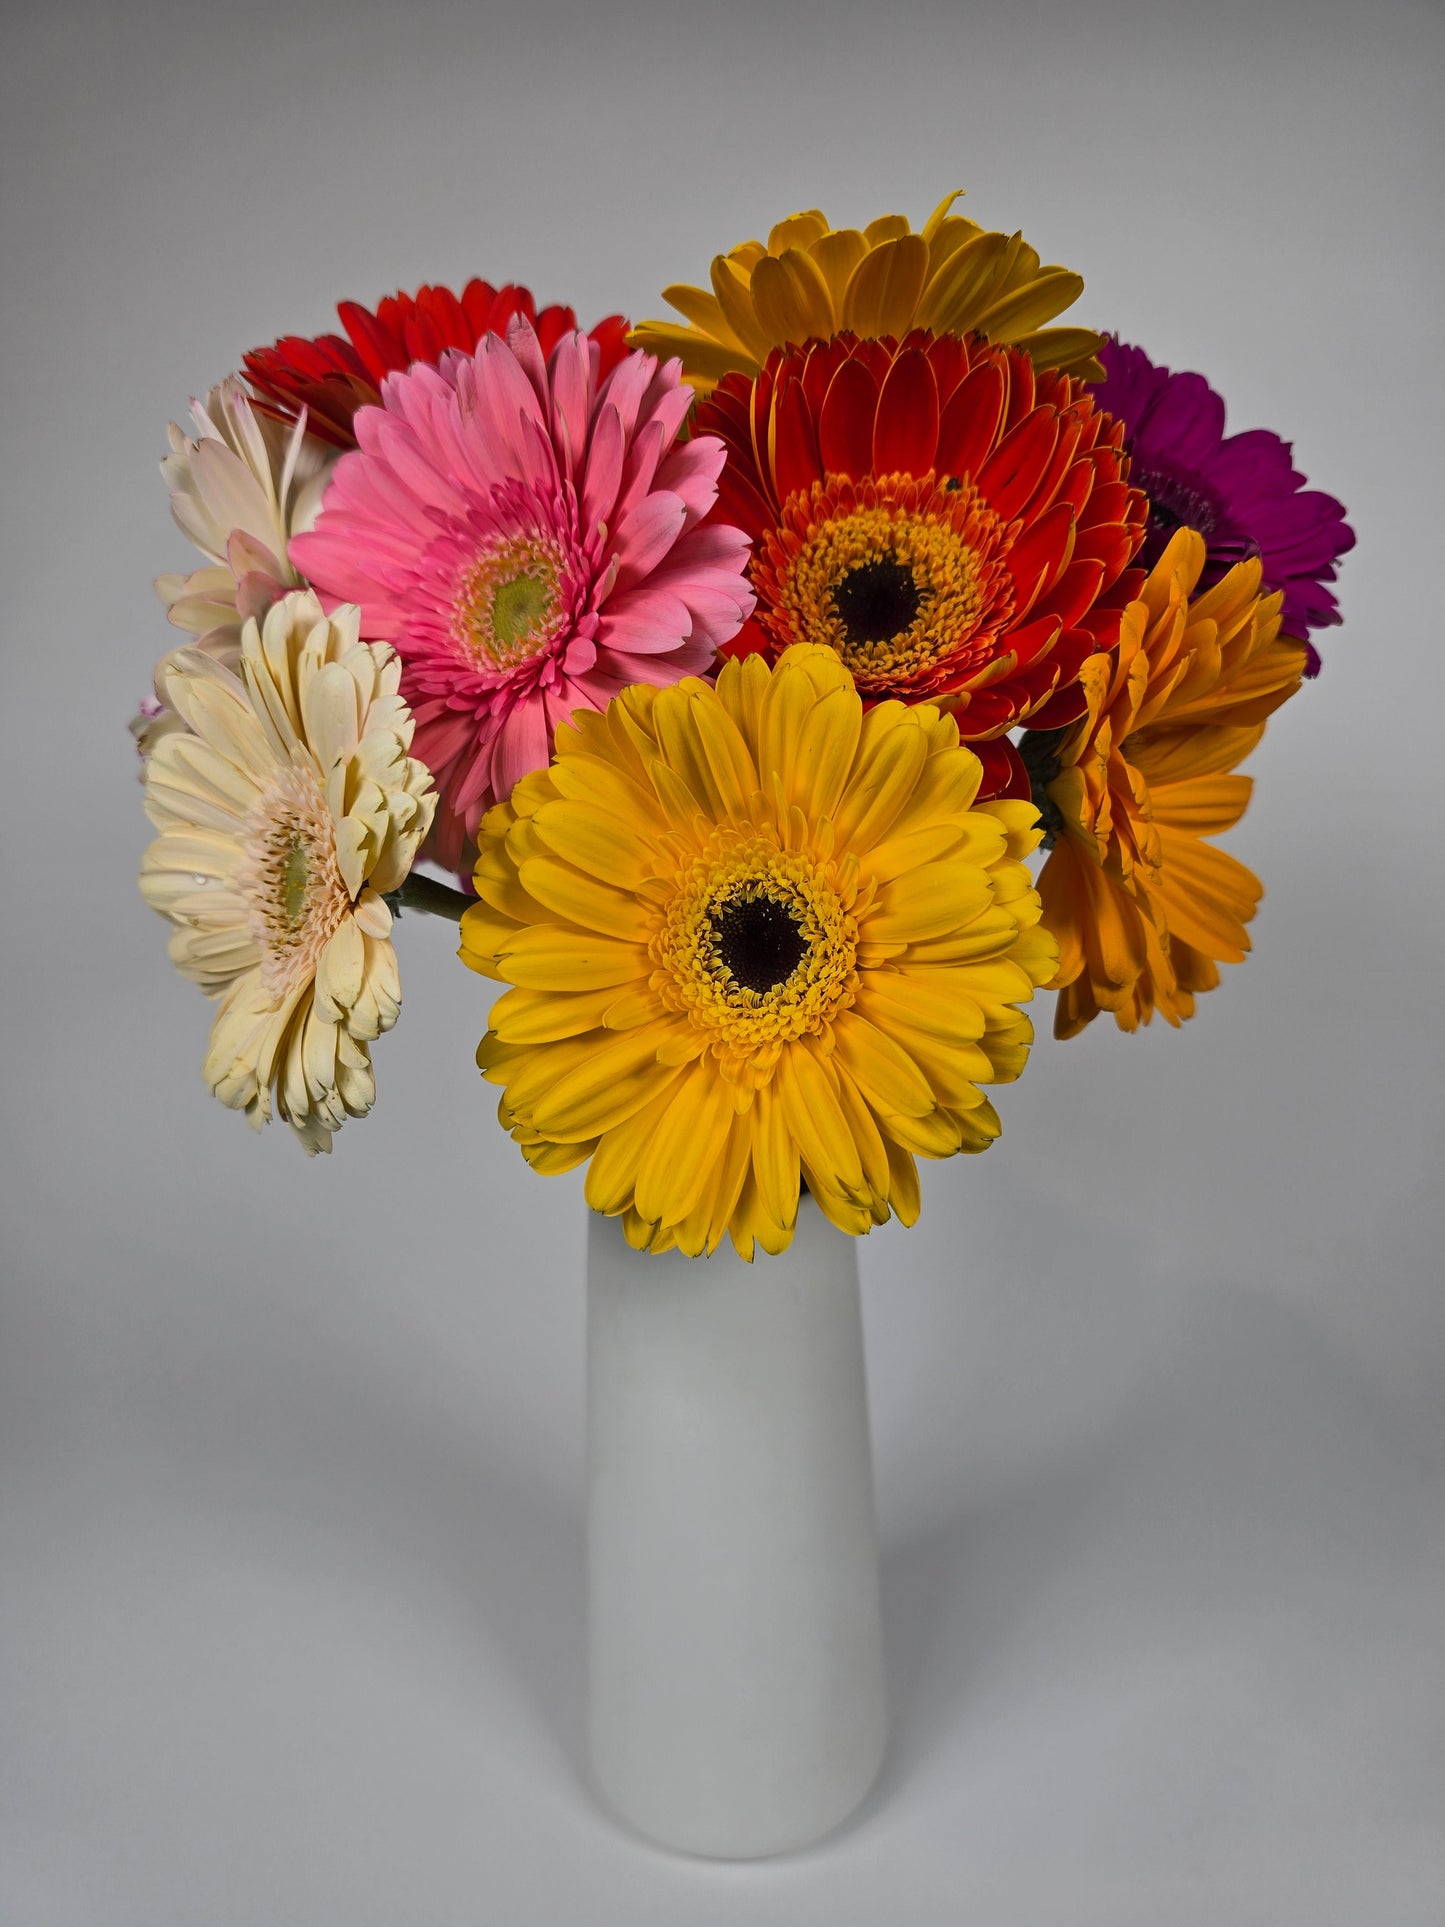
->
[609,491,687,592]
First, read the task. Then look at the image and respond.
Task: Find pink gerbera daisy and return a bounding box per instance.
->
[292,320,756,870]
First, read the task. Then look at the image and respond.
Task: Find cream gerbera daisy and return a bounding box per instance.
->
[140,590,435,1152]
[156,378,335,661]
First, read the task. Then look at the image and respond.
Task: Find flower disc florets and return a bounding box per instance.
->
[653,832,862,1082]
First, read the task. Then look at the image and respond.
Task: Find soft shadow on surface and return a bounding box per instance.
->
[93,1289,590,1782]
[847,1279,1443,1834]
[873,1454,1111,1806]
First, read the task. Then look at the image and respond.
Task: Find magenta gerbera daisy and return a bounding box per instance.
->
[292,320,756,869]
[1090,338,1353,674]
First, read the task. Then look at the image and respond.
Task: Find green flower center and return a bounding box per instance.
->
[282,839,311,924]
[491,571,553,652]
[456,533,567,669]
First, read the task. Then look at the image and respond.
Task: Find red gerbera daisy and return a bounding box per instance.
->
[243,280,631,448]
[695,330,1147,799]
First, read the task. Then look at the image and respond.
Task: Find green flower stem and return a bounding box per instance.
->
[391,872,474,924]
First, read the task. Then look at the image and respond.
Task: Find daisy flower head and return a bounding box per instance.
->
[1029,529,1307,1036]
[139,591,435,1152]
[1090,339,1354,674]
[292,318,757,872]
[630,192,1104,397]
[695,330,1147,801]
[156,378,336,664]
[460,644,1057,1260]
[244,279,631,448]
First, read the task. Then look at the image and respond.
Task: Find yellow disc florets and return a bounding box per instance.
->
[652,830,859,1080]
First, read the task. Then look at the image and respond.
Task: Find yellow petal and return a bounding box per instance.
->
[632,1060,737,1227]
[496,924,648,992]
[749,248,838,348]
[517,856,654,941]
[865,861,995,945]
[831,1012,936,1118]
[842,233,929,336]
[777,1044,864,1195]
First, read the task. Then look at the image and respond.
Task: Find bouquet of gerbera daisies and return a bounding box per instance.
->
[133,192,1352,1257]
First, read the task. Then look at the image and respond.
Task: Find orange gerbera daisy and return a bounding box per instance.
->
[695,330,1145,800]
[1029,529,1307,1035]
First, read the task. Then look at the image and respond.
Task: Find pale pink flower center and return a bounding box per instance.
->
[452,529,568,670]
[239,764,350,997]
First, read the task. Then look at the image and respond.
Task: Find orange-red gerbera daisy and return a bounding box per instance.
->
[244,281,631,447]
[695,330,1146,800]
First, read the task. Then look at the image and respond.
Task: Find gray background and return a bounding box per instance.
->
[3,0,1443,1920]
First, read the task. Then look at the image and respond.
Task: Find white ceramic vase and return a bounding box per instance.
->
[585,1197,887,1859]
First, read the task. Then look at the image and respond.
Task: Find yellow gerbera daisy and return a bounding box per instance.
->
[459,643,1057,1259]
[139,590,436,1151]
[1032,530,1307,1036]
[629,191,1103,398]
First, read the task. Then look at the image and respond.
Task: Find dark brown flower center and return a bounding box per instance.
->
[710,895,808,993]
[833,555,923,644]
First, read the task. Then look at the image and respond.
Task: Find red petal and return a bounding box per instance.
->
[1028,673,1093,732]
[951,687,1019,731]
[872,347,940,478]
[340,300,407,383]
[771,377,823,502]
[998,612,1064,672]
[420,285,472,353]
[978,409,1061,521]
[1018,411,1085,521]
[799,339,843,420]
[718,613,775,664]
[588,315,631,381]
[972,738,1030,802]
[817,355,879,476]
[1031,557,1105,629]
[1003,499,1075,611]
[460,280,499,335]
[936,361,1006,483]
[1000,354,1037,436]
[1072,523,1135,577]
[1009,660,1065,711]
[713,462,775,538]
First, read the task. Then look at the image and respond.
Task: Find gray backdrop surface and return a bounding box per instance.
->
[2,1,1442,1921]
